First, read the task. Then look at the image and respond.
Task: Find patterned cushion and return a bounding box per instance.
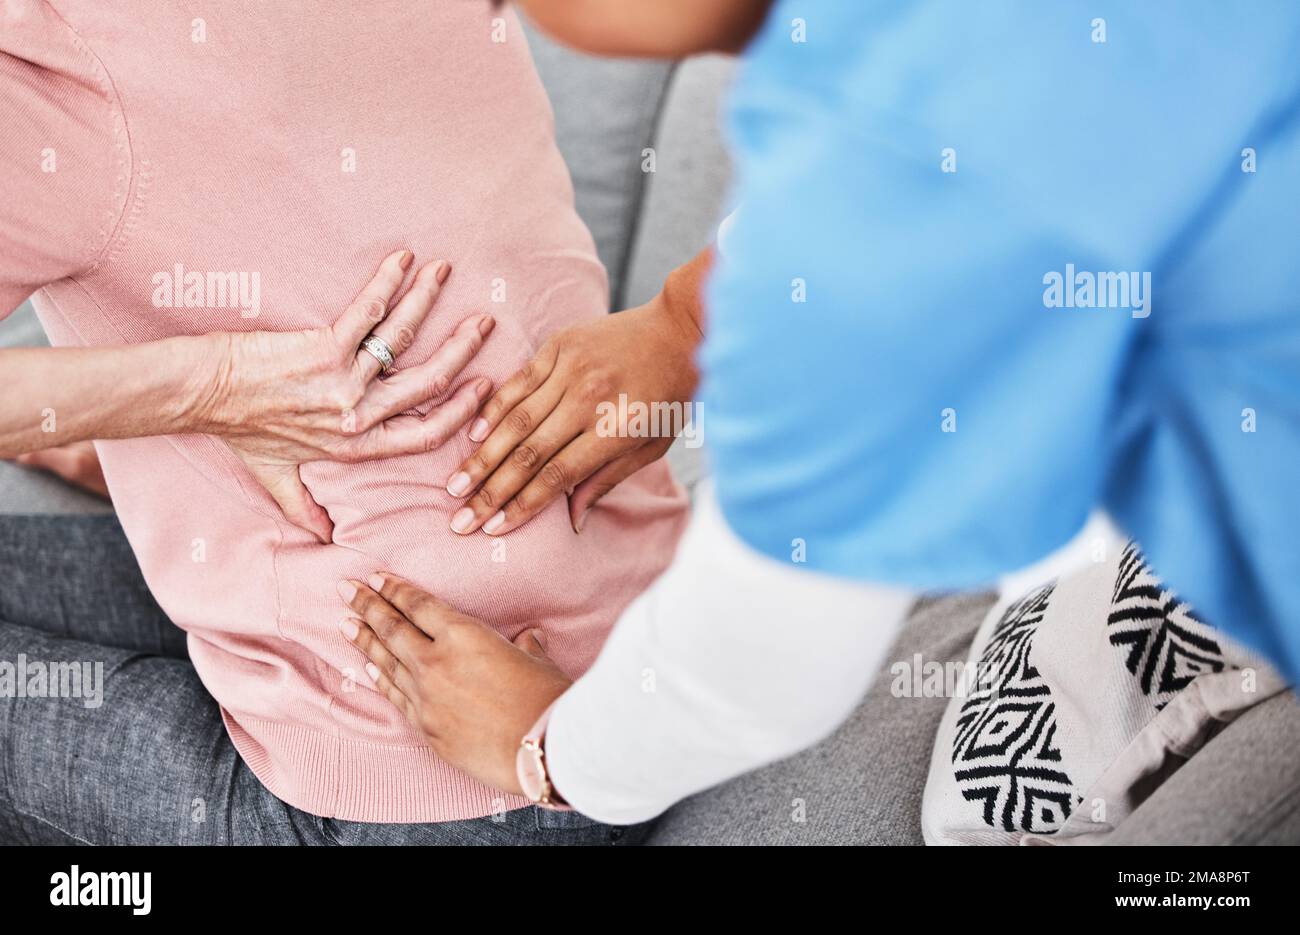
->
[922,543,1288,845]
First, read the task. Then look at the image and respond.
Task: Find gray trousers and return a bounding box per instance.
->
[0,515,645,845]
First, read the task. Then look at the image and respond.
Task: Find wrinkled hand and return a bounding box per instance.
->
[10,440,109,499]
[336,573,571,795]
[206,251,495,542]
[444,294,698,537]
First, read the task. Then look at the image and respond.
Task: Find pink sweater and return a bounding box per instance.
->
[0,1,687,822]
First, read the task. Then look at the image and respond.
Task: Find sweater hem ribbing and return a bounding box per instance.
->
[220,709,532,824]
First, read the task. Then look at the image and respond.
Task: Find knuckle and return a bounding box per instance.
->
[516,361,536,388]
[326,390,351,412]
[505,407,532,435]
[470,451,494,475]
[328,381,364,412]
[418,709,440,739]
[577,373,615,404]
[429,372,452,398]
[333,437,368,462]
[440,618,466,645]
[414,640,437,667]
[471,487,498,511]
[403,709,423,734]
[392,325,416,354]
[424,634,448,660]
[354,298,386,324]
[511,444,539,469]
[454,391,480,421]
[482,396,507,422]
[422,428,447,453]
[538,459,569,491]
[354,408,381,433]
[538,338,561,367]
[458,319,484,346]
[372,614,399,642]
[398,587,432,616]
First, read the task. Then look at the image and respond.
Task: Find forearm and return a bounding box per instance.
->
[0,333,225,458]
[515,0,772,58]
[545,482,915,825]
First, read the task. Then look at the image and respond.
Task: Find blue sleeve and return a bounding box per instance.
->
[703,0,1300,674]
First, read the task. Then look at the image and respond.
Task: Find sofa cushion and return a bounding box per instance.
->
[621,53,735,310]
[521,18,673,309]
[0,299,44,347]
[1105,689,1300,844]
[621,54,735,494]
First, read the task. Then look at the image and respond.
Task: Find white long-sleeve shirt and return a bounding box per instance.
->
[545,481,915,825]
[544,479,1115,825]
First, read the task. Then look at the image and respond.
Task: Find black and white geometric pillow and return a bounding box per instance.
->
[949,542,1227,836]
[1108,543,1225,709]
[951,584,1077,834]
[936,542,1259,843]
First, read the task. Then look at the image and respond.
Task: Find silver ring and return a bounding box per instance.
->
[359,334,396,374]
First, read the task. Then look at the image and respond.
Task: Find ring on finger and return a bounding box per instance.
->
[359,333,396,375]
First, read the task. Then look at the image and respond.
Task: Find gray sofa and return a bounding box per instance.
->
[2,20,1296,845]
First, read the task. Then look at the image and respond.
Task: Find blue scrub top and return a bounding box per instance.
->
[704,1,1300,676]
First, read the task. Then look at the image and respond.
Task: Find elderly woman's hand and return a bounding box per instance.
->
[442,251,708,537]
[336,573,571,795]
[203,250,495,542]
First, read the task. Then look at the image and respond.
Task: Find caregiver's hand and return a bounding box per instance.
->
[207,251,495,542]
[444,288,700,537]
[337,573,571,795]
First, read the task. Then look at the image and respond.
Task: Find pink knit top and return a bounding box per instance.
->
[0,1,687,821]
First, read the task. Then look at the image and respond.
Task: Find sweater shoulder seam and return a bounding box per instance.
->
[40,0,137,278]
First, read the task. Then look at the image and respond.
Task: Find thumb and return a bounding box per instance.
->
[513,627,550,658]
[568,441,669,533]
[247,460,334,544]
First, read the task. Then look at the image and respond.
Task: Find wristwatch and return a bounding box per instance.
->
[516,702,571,810]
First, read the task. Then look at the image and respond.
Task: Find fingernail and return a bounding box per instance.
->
[339,619,359,640]
[478,315,495,338]
[468,417,490,442]
[336,580,357,602]
[574,508,590,534]
[365,662,381,682]
[367,573,386,591]
[397,250,413,271]
[450,507,475,534]
[446,471,472,497]
[435,261,451,284]
[532,629,548,651]
[483,510,506,535]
